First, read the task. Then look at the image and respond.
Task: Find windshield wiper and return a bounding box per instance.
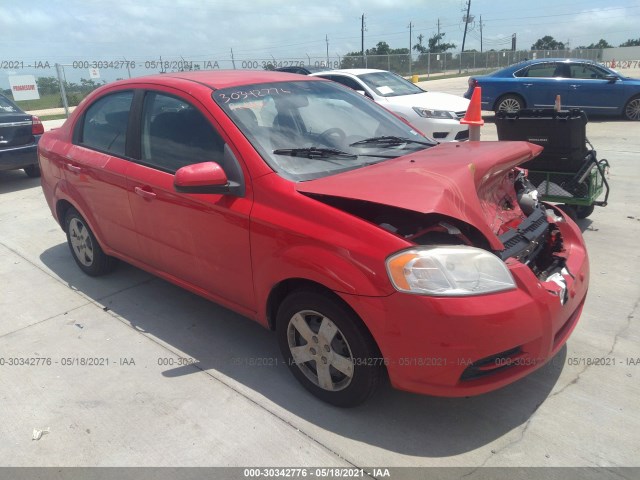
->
[273,147,357,159]
[349,135,434,148]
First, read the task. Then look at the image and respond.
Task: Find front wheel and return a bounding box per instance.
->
[624,96,640,121]
[276,290,381,407]
[64,208,117,276]
[495,94,524,114]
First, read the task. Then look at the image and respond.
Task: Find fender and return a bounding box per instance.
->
[252,243,395,326]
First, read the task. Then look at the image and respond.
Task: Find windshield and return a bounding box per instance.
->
[357,71,424,97]
[213,80,435,181]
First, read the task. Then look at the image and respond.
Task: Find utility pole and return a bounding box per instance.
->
[437,18,440,47]
[326,34,329,67]
[230,48,236,70]
[512,33,517,51]
[408,22,413,76]
[460,0,471,73]
[480,15,483,53]
[361,13,365,67]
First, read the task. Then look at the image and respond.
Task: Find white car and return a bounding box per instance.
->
[310,69,470,142]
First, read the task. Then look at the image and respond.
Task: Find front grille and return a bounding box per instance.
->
[460,346,523,381]
[432,132,448,139]
[455,111,467,119]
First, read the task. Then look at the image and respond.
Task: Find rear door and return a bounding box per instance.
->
[125,88,255,311]
[68,89,140,258]
[516,62,570,108]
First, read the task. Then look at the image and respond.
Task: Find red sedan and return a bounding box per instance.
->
[38,71,588,406]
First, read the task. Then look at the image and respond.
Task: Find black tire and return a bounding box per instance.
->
[64,208,117,276]
[557,204,578,222]
[623,95,640,121]
[495,94,524,114]
[23,164,41,178]
[276,289,381,407]
[575,204,595,219]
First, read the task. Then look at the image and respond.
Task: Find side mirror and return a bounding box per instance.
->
[174,162,240,195]
[604,74,618,83]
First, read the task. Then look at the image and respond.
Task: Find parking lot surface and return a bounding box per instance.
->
[1,75,639,470]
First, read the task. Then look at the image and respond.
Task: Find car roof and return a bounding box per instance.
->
[106,70,325,90]
[311,68,387,76]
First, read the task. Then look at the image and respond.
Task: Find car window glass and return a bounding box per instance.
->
[522,63,559,78]
[0,95,22,113]
[570,64,606,80]
[357,72,423,97]
[214,80,434,181]
[80,91,133,156]
[141,92,225,173]
[330,76,365,92]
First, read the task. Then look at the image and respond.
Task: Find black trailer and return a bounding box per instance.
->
[495,108,610,219]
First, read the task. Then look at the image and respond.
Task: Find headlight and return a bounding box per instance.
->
[412,107,458,119]
[386,246,516,296]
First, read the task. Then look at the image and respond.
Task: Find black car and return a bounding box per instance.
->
[0,93,44,177]
[274,65,331,75]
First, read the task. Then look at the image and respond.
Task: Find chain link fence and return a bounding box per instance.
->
[0,48,615,118]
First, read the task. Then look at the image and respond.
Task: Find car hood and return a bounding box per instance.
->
[296,141,543,250]
[381,91,470,112]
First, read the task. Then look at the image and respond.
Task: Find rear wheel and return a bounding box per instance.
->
[23,164,41,178]
[64,208,117,276]
[495,94,524,113]
[624,96,640,121]
[276,289,381,407]
[575,204,595,219]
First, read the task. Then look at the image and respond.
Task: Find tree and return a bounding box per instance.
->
[577,39,612,49]
[620,38,640,47]
[428,33,456,53]
[36,76,60,95]
[413,34,427,54]
[531,36,565,50]
[366,41,391,55]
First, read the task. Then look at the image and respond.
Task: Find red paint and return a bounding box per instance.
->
[39,71,588,397]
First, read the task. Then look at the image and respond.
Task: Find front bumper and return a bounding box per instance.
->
[0,141,39,171]
[414,117,469,142]
[340,214,589,397]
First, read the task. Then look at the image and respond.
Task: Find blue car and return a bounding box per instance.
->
[0,93,44,177]
[464,58,640,120]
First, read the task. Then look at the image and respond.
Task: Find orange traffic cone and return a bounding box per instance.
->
[554,94,561,111]
[460,87,484,141]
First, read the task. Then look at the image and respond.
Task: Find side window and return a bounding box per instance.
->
[331,75,366,92]
[522,63,559,78]
[570,64,605,80]
[141,92,225,173]
[80,91,133,156]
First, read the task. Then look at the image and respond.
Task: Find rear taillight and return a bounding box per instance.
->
[468,78,478,88]
[32,116,44,135]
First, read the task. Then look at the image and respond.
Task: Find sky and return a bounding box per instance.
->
[1,0,639,85]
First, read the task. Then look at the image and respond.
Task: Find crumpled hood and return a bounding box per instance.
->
[296,141,543,250]
[382,91,470,112]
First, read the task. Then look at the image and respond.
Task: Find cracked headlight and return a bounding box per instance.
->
[412,108,458,119]
[386,246,516,296]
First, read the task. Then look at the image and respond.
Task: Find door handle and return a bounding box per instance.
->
[66,164,82,173]
[134,186,157,199]
[523,83,533,87]
[570,85,580,89]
